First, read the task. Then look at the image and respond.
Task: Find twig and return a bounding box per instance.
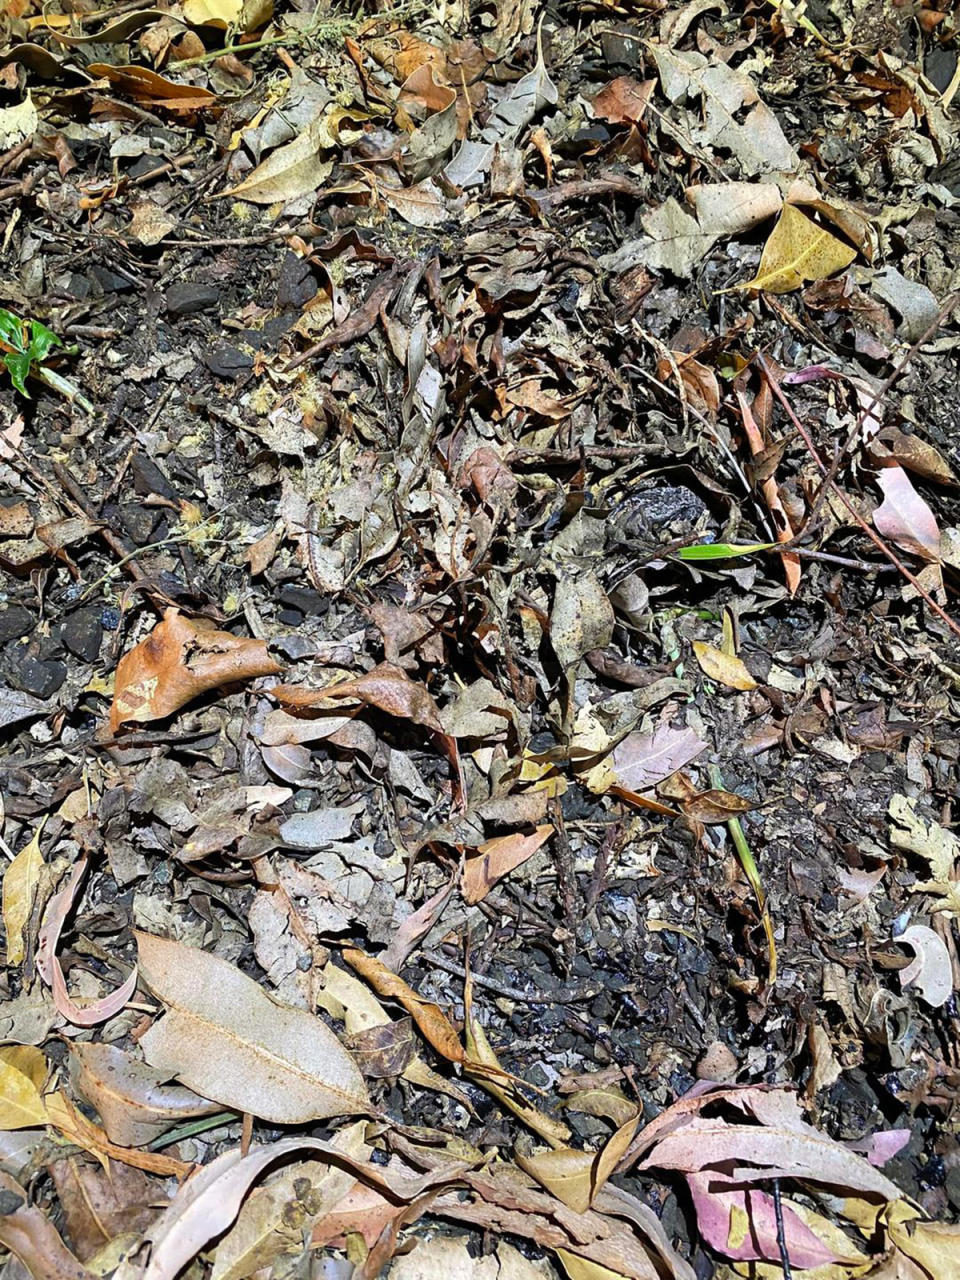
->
[422,951,601,1004]
[803,292,959,525]
[771,1179,794,1280]
[758,355,960,643]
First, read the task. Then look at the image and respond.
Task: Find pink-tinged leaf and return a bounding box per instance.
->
[873,464,941,561]
[687,1172,851,1268]
[846,1129,912,1167]
[36,858,137,1028]
[381,873,457,971]
[783,365,843,385]
[611,725,707,793]
[638,1115,901,1199]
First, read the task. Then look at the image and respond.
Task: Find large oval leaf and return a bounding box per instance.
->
[135,932,370,1124]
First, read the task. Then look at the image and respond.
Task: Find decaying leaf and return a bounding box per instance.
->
[897,924,952,1007]
[136,931,371,1124]
[110,609,282,732]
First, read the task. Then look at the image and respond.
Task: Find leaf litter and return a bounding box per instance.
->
[1,0,960,1277]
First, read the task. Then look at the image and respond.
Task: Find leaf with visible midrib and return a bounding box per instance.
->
[135,932,370,1125]
[739,204,857,294]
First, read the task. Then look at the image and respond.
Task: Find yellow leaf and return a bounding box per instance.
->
[738,204,857,294]
[0,1046,47,1092]
[183,0,271,32]
[0,1057,47,1130]
[555,1251,630,1280]
[692,641,758,690]
[2,819,45,966]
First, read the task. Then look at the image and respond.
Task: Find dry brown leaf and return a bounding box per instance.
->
[0,1170,91,1280]
[739,205,857,294]
[50,1158,163,1263]
[551,573,615,669]
[68,1041,221,1148]
[593,76,654,125]
[342,947,466,1065]
[691,641,758,690]
[88,62,216,109]
[736,388,801,593]
[136,931,371,1124]
[272,662,464,808]
[110,609,282,732]
[682,788,753,824]
[462,825,553,904]
[44,1091,193,1179]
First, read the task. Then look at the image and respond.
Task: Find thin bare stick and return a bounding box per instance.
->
[758,355,960,643]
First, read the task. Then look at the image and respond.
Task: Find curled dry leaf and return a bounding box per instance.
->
[897,924,953,1008]
[110,609,282,732]
[135,931,370,1124]
[135,1135,470,1280]
[342,946,465,1066]
[272,661,464,808]
[69,1041,222,1148]
[44,1091,193,1179]
[36,857,138,1028]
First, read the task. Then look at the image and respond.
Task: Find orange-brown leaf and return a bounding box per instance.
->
[462,825,553,905]
[342,948,465,1065]
[110,609,282,732]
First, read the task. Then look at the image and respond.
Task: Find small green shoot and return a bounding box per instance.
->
[709,764,777,988]
[0,307,92,414]
[678,541,777,561]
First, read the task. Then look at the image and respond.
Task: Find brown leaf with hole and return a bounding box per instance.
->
[462,824,553,904]
[110,609,282,732]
